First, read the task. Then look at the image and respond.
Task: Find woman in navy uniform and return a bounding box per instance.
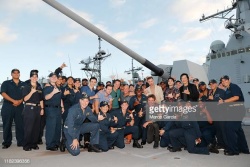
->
[0,69,25,149]
[72,78,82,105]
[43,72,65,151]
[98,101,119,151]
[22,70,44,151]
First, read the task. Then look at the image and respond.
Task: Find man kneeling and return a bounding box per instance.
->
[63,93,104,156]
[110,100,143,149]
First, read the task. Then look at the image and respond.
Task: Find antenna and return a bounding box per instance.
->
[124,59,143,84]
[68,54,73,76]
[80,36,111,82]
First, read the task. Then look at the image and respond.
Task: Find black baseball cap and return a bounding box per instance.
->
[221,75,230,80]
[30,69,38,77]
[98,82,104,86]
[11,68,20,73]
[74,78,81,82]
[135,85,142,91]
[82,78,88,81]
[67,76,74,81]
[121,100,129,104]
[100,101,109,107]
[106,81,111,85]
[48,72,58,78]
[209,79,217,85]
[198,81,206,86]
[193,78,199,82]
[80,93,89,100]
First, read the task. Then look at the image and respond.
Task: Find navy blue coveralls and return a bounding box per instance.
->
[43,83,62,149]
[224,83,249,154]
[169,117,209,155]
[22,81,43,150]
[64,103,100,156]
[98,111,119,151]
[0,79,25,147]
[128,94,147,139]
[196,109,215,147]
[206,87,227,148]
[61,86,75,123]
[110,109,140,148]
[159,121,176,148]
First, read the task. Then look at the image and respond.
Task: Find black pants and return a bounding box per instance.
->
[23,106,41,149]
[214,121,227,148]
[39,114,46,142]
[82,104,92,144]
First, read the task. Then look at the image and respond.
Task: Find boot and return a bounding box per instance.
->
[169,147,182,152]
[208,143,219,154]
[133,140,143,148]
[84,142,90,149]
[59,139,66,152]
[153,142,159,149]
[88,144,102,153]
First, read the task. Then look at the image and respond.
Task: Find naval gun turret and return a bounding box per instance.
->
[42,0,168,79]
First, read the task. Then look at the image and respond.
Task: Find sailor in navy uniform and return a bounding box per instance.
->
[72,78,82,105]
[128,86,147,144]
[169,101,209,155]
[207,79,227,150]
[63,93,103,156]
[98,101,119,151]
[43,72,64,151]
[110,100,143,149]
[0,68,25,149]
[219,75,249,155]
[61,76,75,123]
[22,70,44,151]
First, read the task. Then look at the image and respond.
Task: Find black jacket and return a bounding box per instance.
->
[179,83,199,102]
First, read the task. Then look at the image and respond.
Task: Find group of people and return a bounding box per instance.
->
[0,64,249,156]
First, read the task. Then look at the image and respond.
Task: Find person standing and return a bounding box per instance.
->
[144,76,163,104]
[207,79,227,150]
[129,86,147,145]
[94,85,113,114]
[179,73,199,102]
[43,72,64,151]
[81,77,97,110]
[219,75,249,155]
[0,69,25,149]
[22,70,44,151]
[110,79,121,111]
[164,77,180,102]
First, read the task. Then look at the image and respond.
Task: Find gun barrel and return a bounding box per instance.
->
[42,0,166,78]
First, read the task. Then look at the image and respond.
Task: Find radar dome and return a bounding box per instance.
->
[210,40,225,53]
